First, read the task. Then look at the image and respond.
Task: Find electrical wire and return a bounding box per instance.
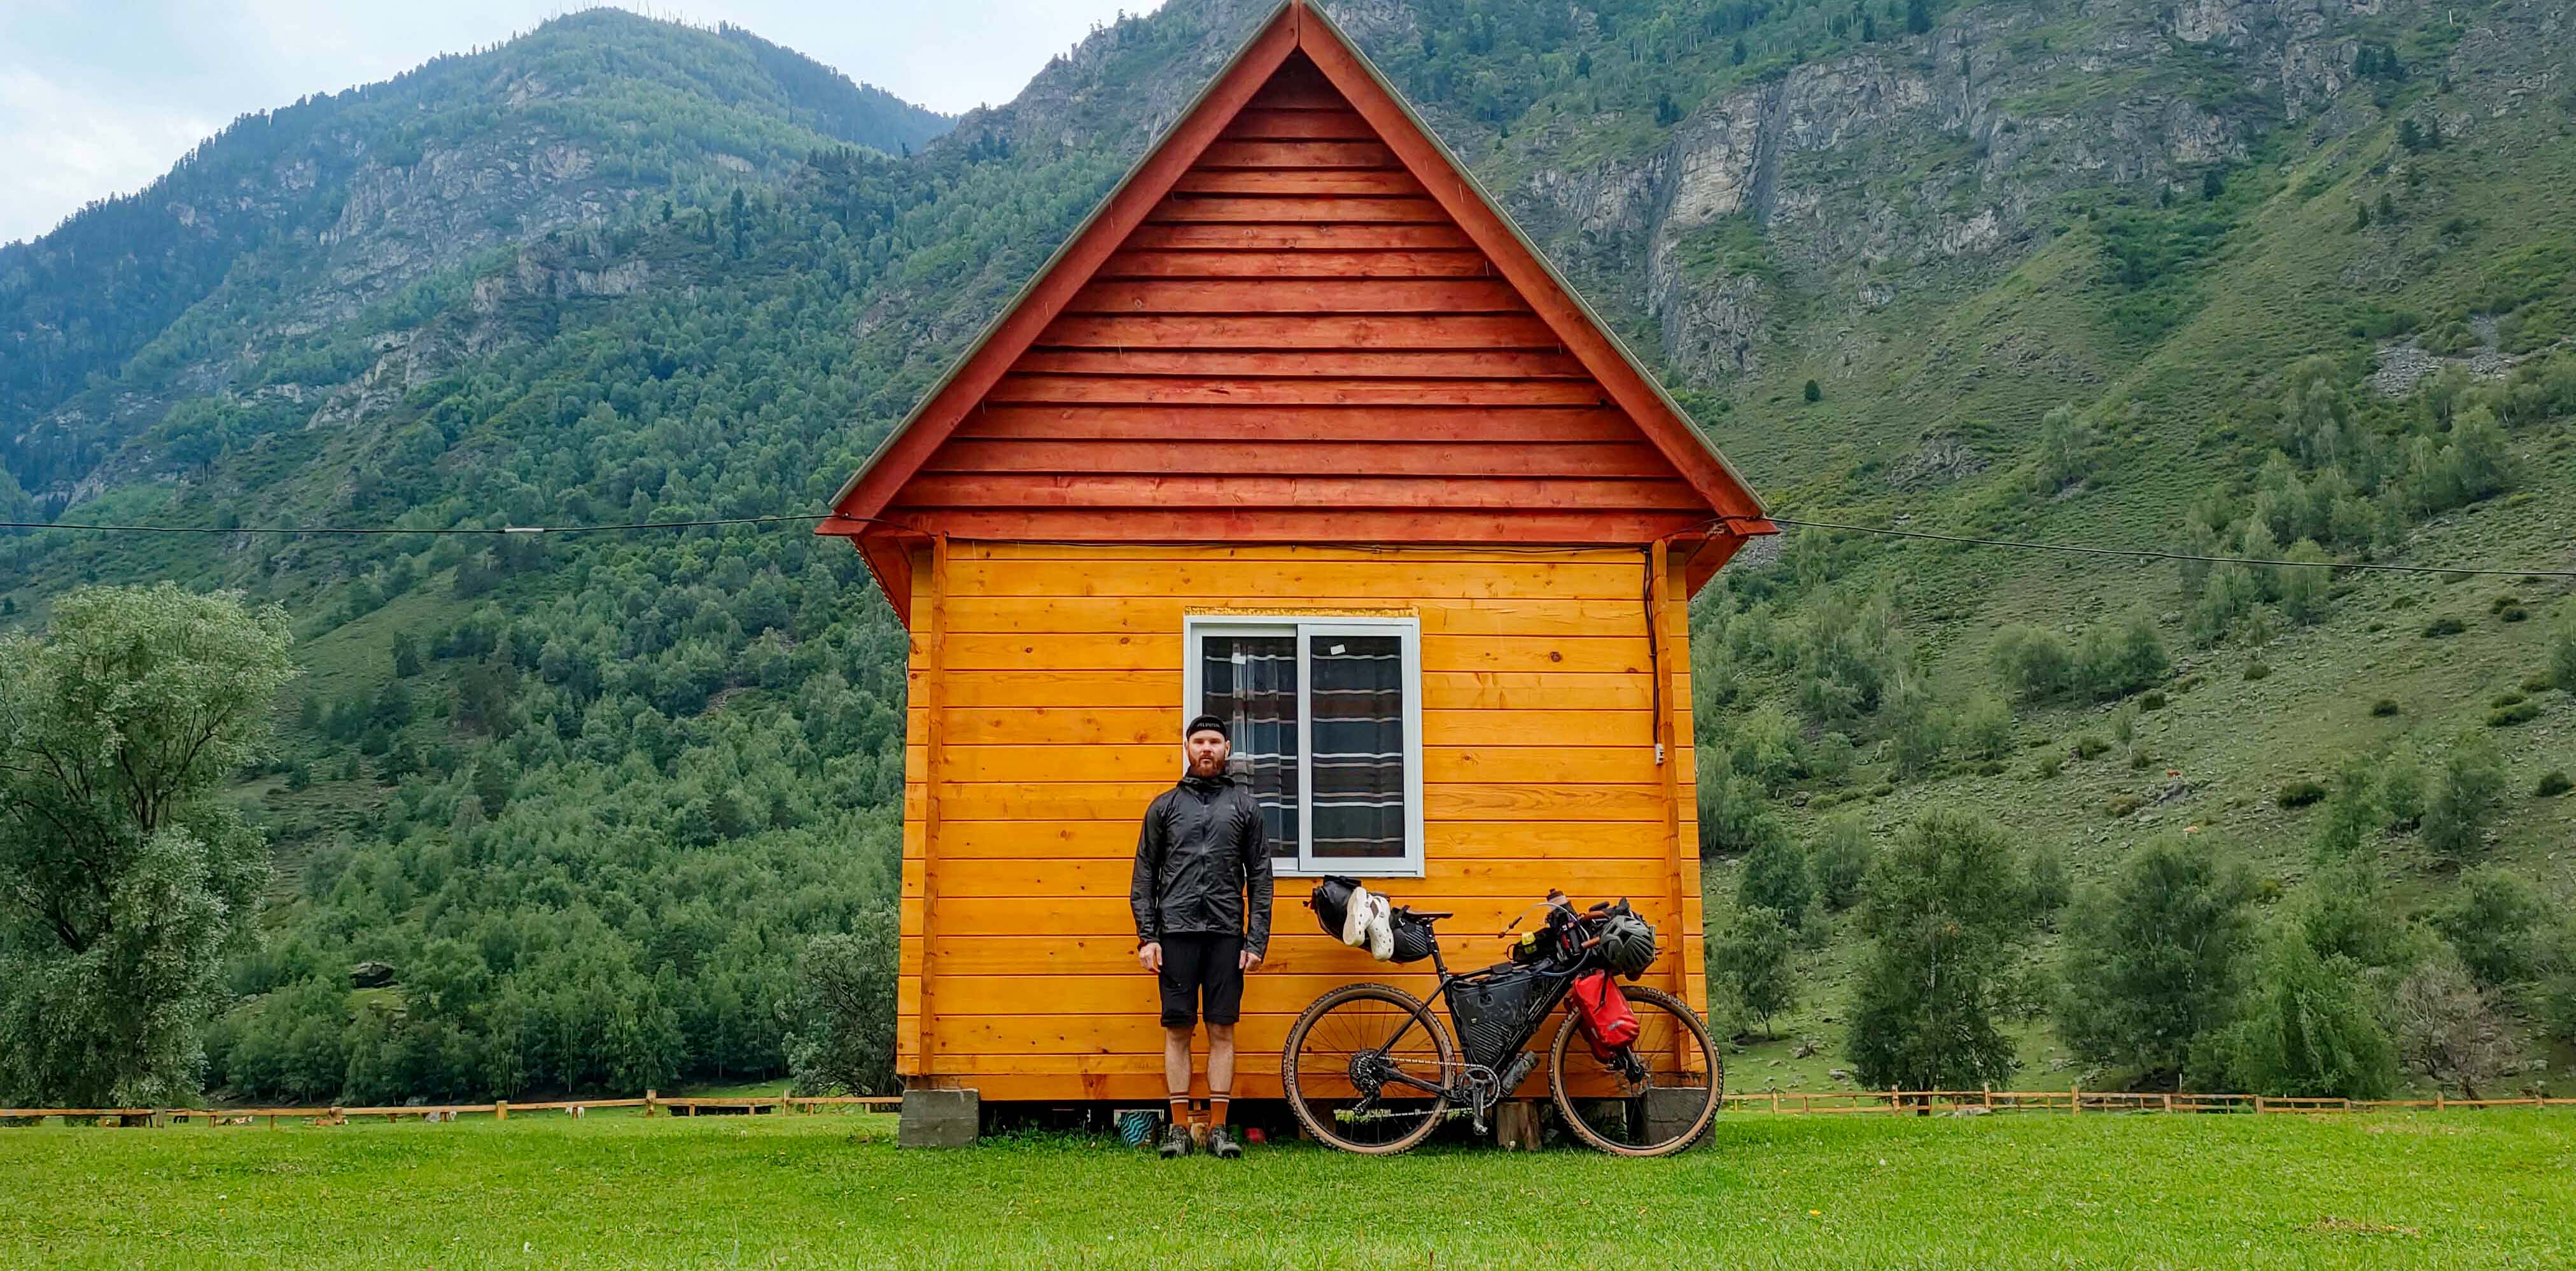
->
[8,509,2575,580]
[1754,515,2576,580]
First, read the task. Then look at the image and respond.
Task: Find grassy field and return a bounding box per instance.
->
[6,1110,2572,1269]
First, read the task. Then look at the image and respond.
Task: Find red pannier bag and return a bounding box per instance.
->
[1569,969,1640,1059]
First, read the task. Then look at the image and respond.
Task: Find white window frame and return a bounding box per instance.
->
[1182,614,1425,879]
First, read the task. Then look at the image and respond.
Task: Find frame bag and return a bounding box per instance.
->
[1569,969,1640,1060]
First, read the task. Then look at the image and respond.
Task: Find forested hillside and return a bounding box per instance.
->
[2,0,2572,1104]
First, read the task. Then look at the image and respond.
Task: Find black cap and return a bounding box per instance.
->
[1184,714,1229,740]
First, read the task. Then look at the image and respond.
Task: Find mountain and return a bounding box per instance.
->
[1,0,2570,1102]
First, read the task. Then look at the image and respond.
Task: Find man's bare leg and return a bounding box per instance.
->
[1207,1023,1236,1127]
[1165,1024,1194,1128]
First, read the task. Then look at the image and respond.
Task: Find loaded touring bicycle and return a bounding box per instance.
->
[1287,881,1722,1156]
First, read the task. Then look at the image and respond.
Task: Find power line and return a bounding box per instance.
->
[1758,515,2576,580]
[1,514,837,536]
[8,509,2574,580]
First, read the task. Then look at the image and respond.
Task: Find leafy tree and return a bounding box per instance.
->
[1809,813,1872,913]
[2023,844,2071,926]
[0,585,295,1106]
[2391,953,2514,1098]
[2276,540,2334,625]
[2209,926,2397,1099]
[784,910,900,1096]
[2433,868,2551,990]
[2551,620,2576,693]
[2380,753,2429,832]
[2309,760,2380,863]
[2058,836,2258,1086]
[1954,691,2015,761]
[2073,614,2169,700]
[2424,735,2509,865]
[1739,830,1814,928]
[1991,624,2073,702]
[1846,810,2027,1092]
[2292,861,2419,973]
[2034,403,2096,490]
[1719,905,1797,1036]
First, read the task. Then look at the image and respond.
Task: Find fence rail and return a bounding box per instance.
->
[1722,1087,2576,1115]
[0,1091,900,1127]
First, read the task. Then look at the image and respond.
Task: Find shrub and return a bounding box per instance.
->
[2381,755,2428,831]
[2488,700,2540,727]
[1810,815,1872,913]
[2033,755,2064,779]
[2276,779,2328,809]
[2536,771,2573,798]
[1803,379,1823,403]
[2075,737,2111,760]
[2106,793,2145,817]
[2060,836,2259,1085]
[2553,623,2576,691]
[1955,692,2017,761]
[2423,616,2467,637]
[2075,615,2171,700]
[2433,869,2552,989]
[2370,698,2402,717]
[2138,690,2167,711]
[2424,736,2509,865]
[1991,624,2073,701]
[2243,662,2272,681]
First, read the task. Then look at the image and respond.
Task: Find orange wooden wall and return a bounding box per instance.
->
[885,53,1715,548]
[899,541,1705,1103]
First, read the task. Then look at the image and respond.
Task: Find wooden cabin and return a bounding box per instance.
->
[818,0,1772,1113]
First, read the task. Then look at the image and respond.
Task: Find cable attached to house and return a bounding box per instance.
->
[1755,515,2576,580]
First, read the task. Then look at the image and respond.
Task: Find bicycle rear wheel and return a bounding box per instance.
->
[1281,982,1455,1155]
[1547,983,1721,1156]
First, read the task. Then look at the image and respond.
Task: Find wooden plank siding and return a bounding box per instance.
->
[876,55,1720,549]
[894,541,1706,1101]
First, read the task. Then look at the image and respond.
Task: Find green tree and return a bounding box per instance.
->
[1809,814,1872,913]
[2034,403,2096,490]
[1990,623,2073,702]
[2058,836,2258,1087]
[1719,905,1797,1036]
[2424,735,2509,865]
[1905,0,1933,34]
[0,584,295,1106]
[2433,868,2551,990]
[2391,953,2513,1098]
[2309,760,2380,863]
[2209,926,2397,1099]
[2380,753,2428,831]
[784,909,899,1096]
[1739,829,1814,928]
[2551,620,2576,693]
[1846,810,2027,1092]
[2073,614,2169,700]
[1802,379,1822,403]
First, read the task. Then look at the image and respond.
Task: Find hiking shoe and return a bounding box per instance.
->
[1206,1124,1242,1159]
[1158,1121,1194,1158]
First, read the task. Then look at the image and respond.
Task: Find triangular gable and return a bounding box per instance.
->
[823,1,1772,615]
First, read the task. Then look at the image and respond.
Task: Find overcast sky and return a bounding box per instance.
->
[0,0,1165,246]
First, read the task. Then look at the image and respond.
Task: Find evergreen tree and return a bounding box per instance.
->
[1846,810,2027,1092]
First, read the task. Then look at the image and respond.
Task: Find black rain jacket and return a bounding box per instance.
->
[1130,772,1274,957]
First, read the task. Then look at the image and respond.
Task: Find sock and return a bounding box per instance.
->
[1168,1096,1189,1126]
[1209,1095,1230,1127]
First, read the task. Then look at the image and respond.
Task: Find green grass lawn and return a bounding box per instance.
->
[6,1110,2572,1268]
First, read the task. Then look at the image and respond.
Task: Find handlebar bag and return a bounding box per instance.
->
[1569,969,1640,1060]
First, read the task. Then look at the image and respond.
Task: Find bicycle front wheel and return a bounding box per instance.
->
[1282,982,1455,1155]
[1548,983,1721,1156]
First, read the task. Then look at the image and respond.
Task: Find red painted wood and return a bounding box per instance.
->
[983,375,1605,406]
[1142,195,1449,224]
[866,509,1719,543]
[951,406,1641,443]
[1193,140,1396,169]
[1065,278,1528,314]
[1034,314,1557,349]
[1096,249,1493,279]
[890,474,1702,511]
[1218,108,1376,139]
[1117,223,1476,251]
[1168,169,1428,197]
[829,8,1767,609]
[1007,349,1586,380]
[920,439,1678,478]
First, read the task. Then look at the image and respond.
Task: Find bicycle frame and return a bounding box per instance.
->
[1355,914,1594,1115]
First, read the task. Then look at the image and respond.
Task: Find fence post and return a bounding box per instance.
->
[2069,1083,2080,1116]
[645,1090,658,1118]
[2435,1092,2444,1111]
[496,1100,508,1122]
[2255,1095,2267,1114]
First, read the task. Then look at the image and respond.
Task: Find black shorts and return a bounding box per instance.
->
[1156,933,1245,1029]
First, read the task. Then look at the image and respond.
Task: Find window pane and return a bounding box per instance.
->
[1308,634,1406,859]
[1199,632,1299,859]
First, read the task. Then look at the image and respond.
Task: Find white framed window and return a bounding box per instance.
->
[1182,615,1424,878]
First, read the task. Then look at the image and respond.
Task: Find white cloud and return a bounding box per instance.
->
[0,68,215,242]
[0,1,1165,246]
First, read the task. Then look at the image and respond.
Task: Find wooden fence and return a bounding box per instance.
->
[1722,1087,2576,1115]
[0,1091,899,1127]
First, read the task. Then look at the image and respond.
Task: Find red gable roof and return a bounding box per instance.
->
[822,0,1771,618]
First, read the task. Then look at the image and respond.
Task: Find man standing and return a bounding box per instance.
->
[1132,714,1273,1158]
